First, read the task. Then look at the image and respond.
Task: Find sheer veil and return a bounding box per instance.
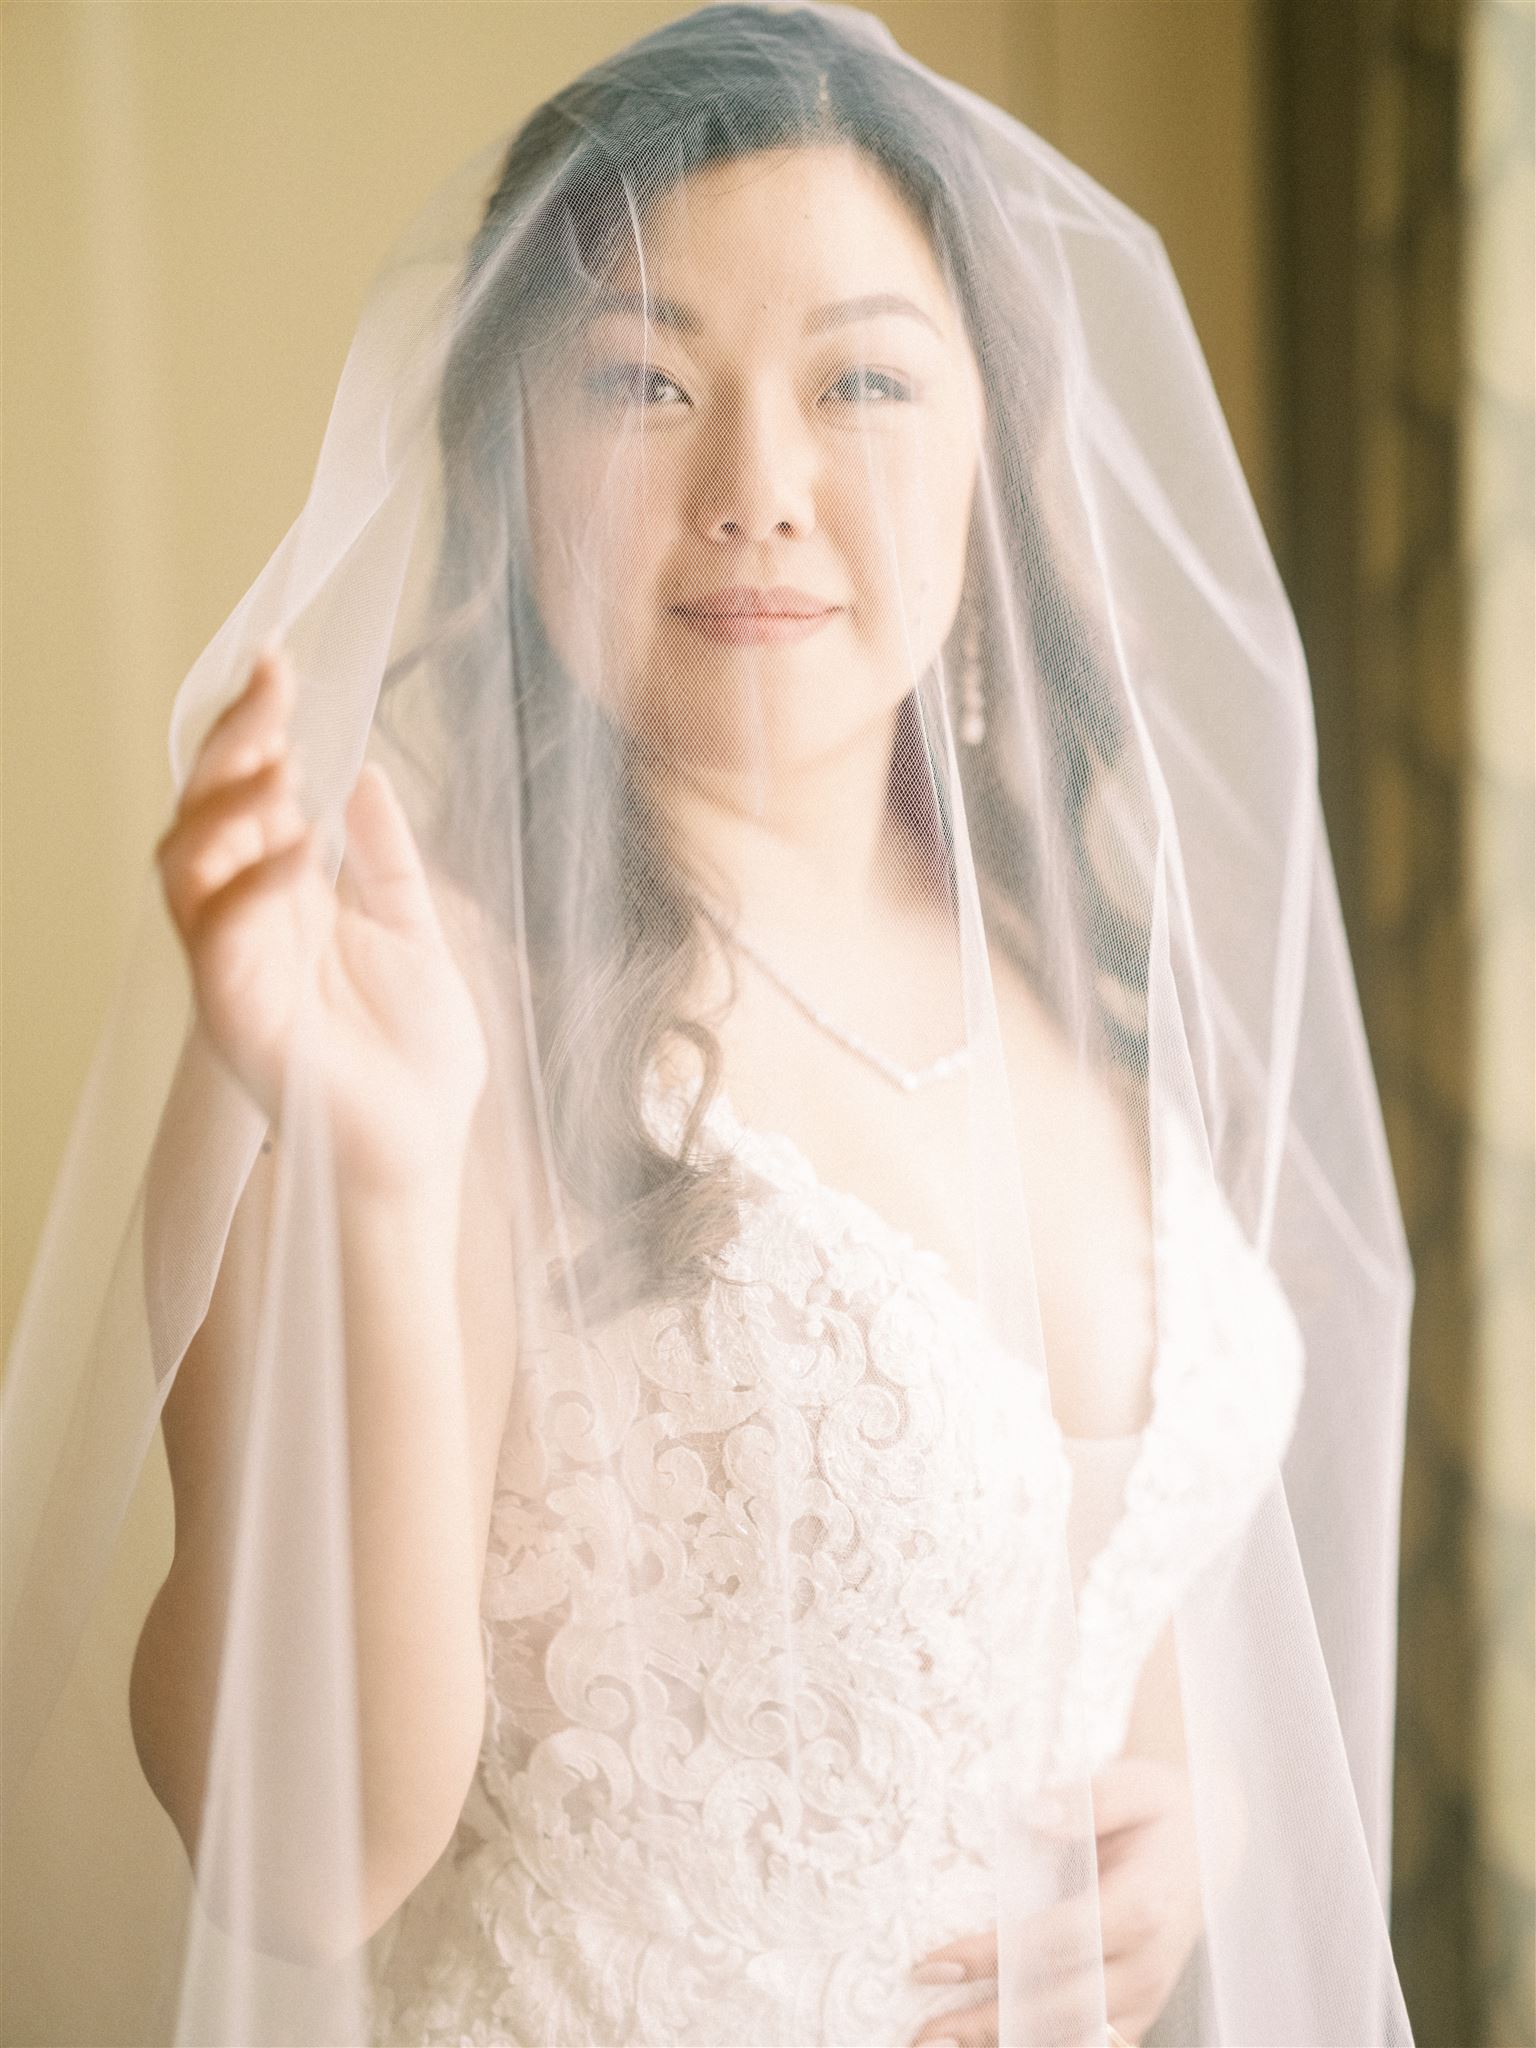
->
[3,5,1414,2042]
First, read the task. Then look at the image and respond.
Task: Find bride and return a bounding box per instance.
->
[4,6,1415,2045]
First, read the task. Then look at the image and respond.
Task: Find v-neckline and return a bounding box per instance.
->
[644,1064,1182,1478]
[638,1064,1308,1775]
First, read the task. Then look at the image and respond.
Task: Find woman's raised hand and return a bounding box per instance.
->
[154,643,489,1194]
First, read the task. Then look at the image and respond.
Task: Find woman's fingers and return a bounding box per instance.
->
[157,753,308,933]
[1013,1894,1103,1980]
[910,1926,998,1985]
[901,1768,1191,2047]
[180,643,295,808]
[183,825,317,955]
[914,1976,1126,2048]
[904,1900,1162,2044]
[336,763,439,939]
[909,1993,997,2048]
[910,1900,1096,1989]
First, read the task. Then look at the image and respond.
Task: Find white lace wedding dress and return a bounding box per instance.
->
[364,1070,1305,2047]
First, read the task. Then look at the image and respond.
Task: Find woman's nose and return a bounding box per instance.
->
[693,398,817,544]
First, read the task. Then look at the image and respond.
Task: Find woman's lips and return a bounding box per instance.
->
[672,606,840,646]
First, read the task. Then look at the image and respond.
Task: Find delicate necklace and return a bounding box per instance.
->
[700,903,973,1094]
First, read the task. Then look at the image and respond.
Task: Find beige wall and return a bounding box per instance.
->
[3,0,1274,1354]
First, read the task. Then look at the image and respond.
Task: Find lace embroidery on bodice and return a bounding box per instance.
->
[364,1075,1305,2046]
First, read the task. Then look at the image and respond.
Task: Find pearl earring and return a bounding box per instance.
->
[958,585,985,746]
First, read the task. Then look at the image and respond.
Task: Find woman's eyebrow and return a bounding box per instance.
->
[806,292,942,336]
[587,287,942,338]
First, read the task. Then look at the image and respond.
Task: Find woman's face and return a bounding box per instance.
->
[523,142,984,780]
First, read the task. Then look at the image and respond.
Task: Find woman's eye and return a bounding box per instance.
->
[827,367,913,405]
[582,363,913,410]
[584,364,688,408]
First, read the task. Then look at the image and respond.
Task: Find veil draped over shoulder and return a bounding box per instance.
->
[2,6,1414,2043]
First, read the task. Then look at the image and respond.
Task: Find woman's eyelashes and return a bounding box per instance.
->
[828,366,914,404]
[582,362,917,409]
[583,364,688,408]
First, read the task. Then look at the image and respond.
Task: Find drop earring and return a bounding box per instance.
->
[958,584,985,746]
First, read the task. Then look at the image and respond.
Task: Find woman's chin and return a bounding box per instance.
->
[635,700,909,781]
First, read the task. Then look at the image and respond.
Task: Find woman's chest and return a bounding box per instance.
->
[716,960,1158,1440]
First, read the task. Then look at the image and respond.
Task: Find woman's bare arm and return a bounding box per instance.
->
[130,969,524,1966]
[130,645,530,1961]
